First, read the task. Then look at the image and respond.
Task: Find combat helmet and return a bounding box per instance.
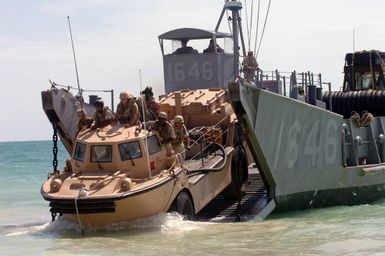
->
[120,91,132,100]
[158,111,167,119]
[174,115,184,123]
[94,99,104,107]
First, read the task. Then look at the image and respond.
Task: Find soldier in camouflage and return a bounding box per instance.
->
[242,51,258,81]
[172,115,189,160]
[141,86,160,121]
[147,111,175,157]
[113,91,139,127]
[76,108,92,135]
[91,100,113,130]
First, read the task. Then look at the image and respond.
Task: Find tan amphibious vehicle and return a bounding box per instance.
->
[41,88,249,228]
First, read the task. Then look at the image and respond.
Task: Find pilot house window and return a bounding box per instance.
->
[119,141,142,161]
[91,145,112,163]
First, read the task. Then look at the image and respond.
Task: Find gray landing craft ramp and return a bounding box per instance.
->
[235,80,385,212]
[196,169,273,220]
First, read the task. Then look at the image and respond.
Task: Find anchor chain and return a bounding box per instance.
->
[52,122,59,174]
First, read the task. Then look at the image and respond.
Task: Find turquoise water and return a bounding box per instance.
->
[2,141,385,255]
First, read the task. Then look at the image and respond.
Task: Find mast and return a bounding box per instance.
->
[224,1,243,80]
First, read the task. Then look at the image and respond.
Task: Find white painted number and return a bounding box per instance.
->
[304,120,320,166]
[168,61,214,82]
[324,119,337,164]
[202,62,214,80]
[187,62,200,80]
[286,120,301,169]
[285,118,338,170]
[174,63,186,82]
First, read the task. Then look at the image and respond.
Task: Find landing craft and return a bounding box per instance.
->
[41,0,385,228]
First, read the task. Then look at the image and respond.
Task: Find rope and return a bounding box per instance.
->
[96,128,123,138]
[244,0,251,51]
[225,0,232,33]
[256,0,272,59]
[75,188,85,235]
[184,127,229,166]
[376,51,385,66]
[369,51,375,89]
[186,143,227,176]
[253,0,261,56]
[249,0,254,52]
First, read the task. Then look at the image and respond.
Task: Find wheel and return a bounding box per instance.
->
[169,191,195,220]
[222,146,248,199]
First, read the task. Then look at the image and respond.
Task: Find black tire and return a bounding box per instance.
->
[222,146,248,199]
[169,191,195,220]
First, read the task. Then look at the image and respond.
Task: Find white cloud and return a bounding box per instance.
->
[1,0,385,141]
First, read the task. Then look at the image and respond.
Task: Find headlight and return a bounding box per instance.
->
[120,178,133,191]
[50,179,62,192]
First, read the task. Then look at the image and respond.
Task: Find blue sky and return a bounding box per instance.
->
[1,0,385,141]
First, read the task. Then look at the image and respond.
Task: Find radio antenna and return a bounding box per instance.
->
[139,69,152,178]
[67,16,82,96]
[353,28,356,52]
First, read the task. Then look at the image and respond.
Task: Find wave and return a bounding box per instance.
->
[4,222,50,237]
[2,212,212,237]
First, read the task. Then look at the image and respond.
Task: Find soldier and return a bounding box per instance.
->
[173,39,198,54]
[91,99,113,130]
[113,91,139,127]
[141,86,159,121]
[242,51,258,81]
[172,115,189,160]
[203,39,224,53]
[76,108,92,135]
[360,111,374,127]
[147,111,175,157]
[350,111,361,127]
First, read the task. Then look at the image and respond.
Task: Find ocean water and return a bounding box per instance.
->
[2,141,385,255]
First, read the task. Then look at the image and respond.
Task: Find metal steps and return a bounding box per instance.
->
[196,172,269,220]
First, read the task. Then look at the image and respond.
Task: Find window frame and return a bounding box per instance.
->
[90,145,113,163]
[73,142,86,162]
[147,135,162,155]
[118,141,143,161]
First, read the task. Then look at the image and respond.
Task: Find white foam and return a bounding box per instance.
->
[4,212,214,237]
[5,222,50,237]
[105,212,210,233]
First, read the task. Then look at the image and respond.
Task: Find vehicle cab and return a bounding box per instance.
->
[159,28,234,93]
[69,125,169,179]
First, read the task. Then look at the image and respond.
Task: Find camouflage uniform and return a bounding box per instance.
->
[92,107,112,129]
[145,97,160,121]
[242,53,258,81]
[150,120,175,156]
[77,117,92,134]
[116,99,139,126]
[173,123,188,160]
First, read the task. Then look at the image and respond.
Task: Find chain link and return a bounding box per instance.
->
[52,122,59,173]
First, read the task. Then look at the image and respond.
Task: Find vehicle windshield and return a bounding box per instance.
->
[74,142,86,161]
[91,145,112,163]
[147,135,161,155]
[119,141,142,161]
